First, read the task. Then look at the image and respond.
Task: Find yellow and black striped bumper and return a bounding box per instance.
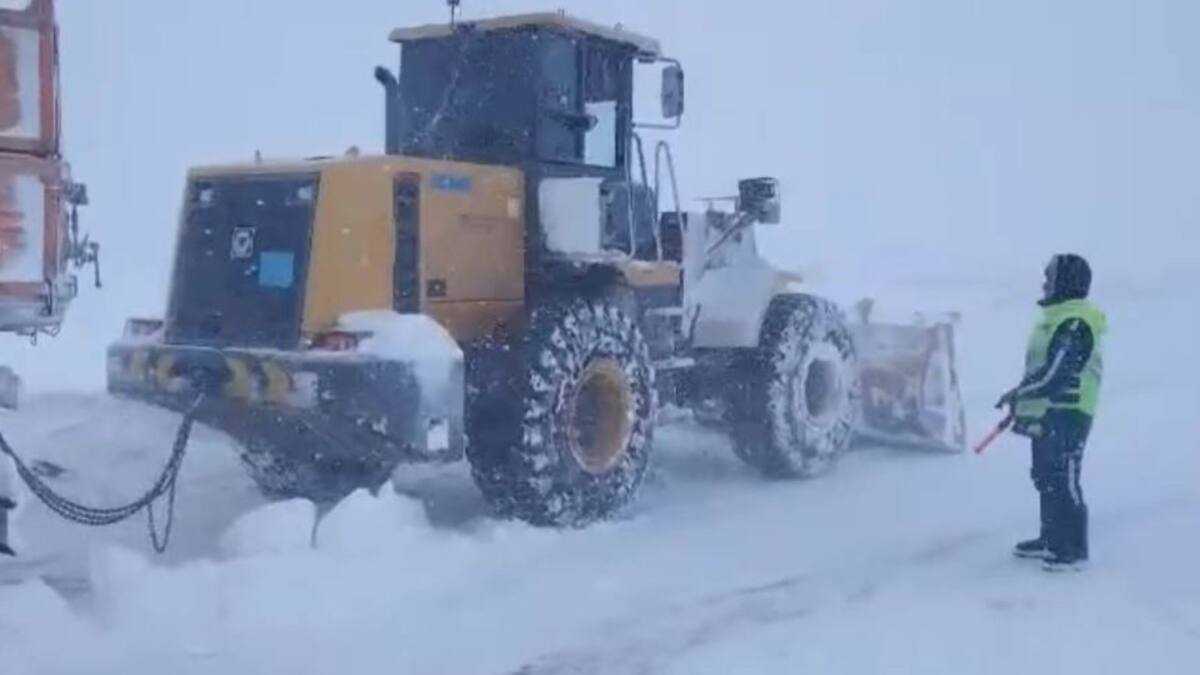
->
[106,340,464,502]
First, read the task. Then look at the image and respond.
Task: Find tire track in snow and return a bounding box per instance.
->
[506,529,1002,675]
[508,575,821,675]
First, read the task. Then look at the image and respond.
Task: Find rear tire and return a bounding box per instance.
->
[466,297,656,526]
[728,294,859,477]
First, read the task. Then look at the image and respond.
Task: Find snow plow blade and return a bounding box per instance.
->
[106,339,464,503]
[849,300,967,452]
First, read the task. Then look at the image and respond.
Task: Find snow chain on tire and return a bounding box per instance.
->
[466,297,656,527]
[0,394,204,553]
[729,295,860,478]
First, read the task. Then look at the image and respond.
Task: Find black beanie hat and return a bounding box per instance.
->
[1041,253,1092,305]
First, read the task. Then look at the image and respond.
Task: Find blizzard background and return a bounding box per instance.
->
[1,0,1197,673]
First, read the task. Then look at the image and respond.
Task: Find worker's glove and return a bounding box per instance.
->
[994,388,1018,410]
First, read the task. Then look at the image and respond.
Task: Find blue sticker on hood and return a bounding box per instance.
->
[258,251,295,289]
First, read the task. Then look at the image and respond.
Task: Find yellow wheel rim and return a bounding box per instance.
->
[567,358,634,475]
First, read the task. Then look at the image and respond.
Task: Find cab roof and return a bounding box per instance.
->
[389,12,661,58]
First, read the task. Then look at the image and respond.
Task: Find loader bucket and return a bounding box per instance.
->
[849,300,967,452]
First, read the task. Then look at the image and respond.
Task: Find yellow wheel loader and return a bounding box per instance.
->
[107,12,964,526]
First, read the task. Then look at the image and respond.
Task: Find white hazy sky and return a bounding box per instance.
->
[1,0,1195,390]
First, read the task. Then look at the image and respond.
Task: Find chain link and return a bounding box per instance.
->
[0,394,204,554]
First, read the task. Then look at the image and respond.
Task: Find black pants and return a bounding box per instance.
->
[1030,410,1092,560]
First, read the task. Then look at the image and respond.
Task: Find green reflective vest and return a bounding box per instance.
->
[1015,299,1107,426]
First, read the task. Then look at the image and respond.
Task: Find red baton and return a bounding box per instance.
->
[973,414,1014,455]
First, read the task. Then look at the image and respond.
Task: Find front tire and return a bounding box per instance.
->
[729,295,859,477]
[466,297,656,526]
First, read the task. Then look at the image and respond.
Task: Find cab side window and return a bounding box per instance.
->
[582,45,624,168]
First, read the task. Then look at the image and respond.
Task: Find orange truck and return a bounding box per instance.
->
[0,0,94,344]
[0,0,94,555]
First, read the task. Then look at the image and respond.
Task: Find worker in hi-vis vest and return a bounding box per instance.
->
[996,254,1106,572]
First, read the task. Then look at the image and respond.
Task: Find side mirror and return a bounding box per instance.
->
[661,65,685,120]
[738,177,781,224]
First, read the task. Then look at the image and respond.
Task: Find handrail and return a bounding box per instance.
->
[629,132,650,258]
[653,140,681,261]
[631,132,650,192]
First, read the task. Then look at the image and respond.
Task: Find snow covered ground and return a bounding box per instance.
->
[1,277,1196,674]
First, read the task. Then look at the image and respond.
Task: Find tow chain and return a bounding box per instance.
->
[0,394,204,554]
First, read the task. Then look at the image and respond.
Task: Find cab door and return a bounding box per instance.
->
[534,33,582,163]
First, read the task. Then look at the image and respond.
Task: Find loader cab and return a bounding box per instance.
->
[383,13,684,265]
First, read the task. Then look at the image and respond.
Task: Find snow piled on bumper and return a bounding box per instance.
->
[337,310,463,404]
[338,310,465,458]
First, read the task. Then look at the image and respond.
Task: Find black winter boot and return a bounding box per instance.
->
[1013,538,1051,560]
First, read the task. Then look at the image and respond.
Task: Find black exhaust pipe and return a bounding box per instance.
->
[375,66,401,155]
